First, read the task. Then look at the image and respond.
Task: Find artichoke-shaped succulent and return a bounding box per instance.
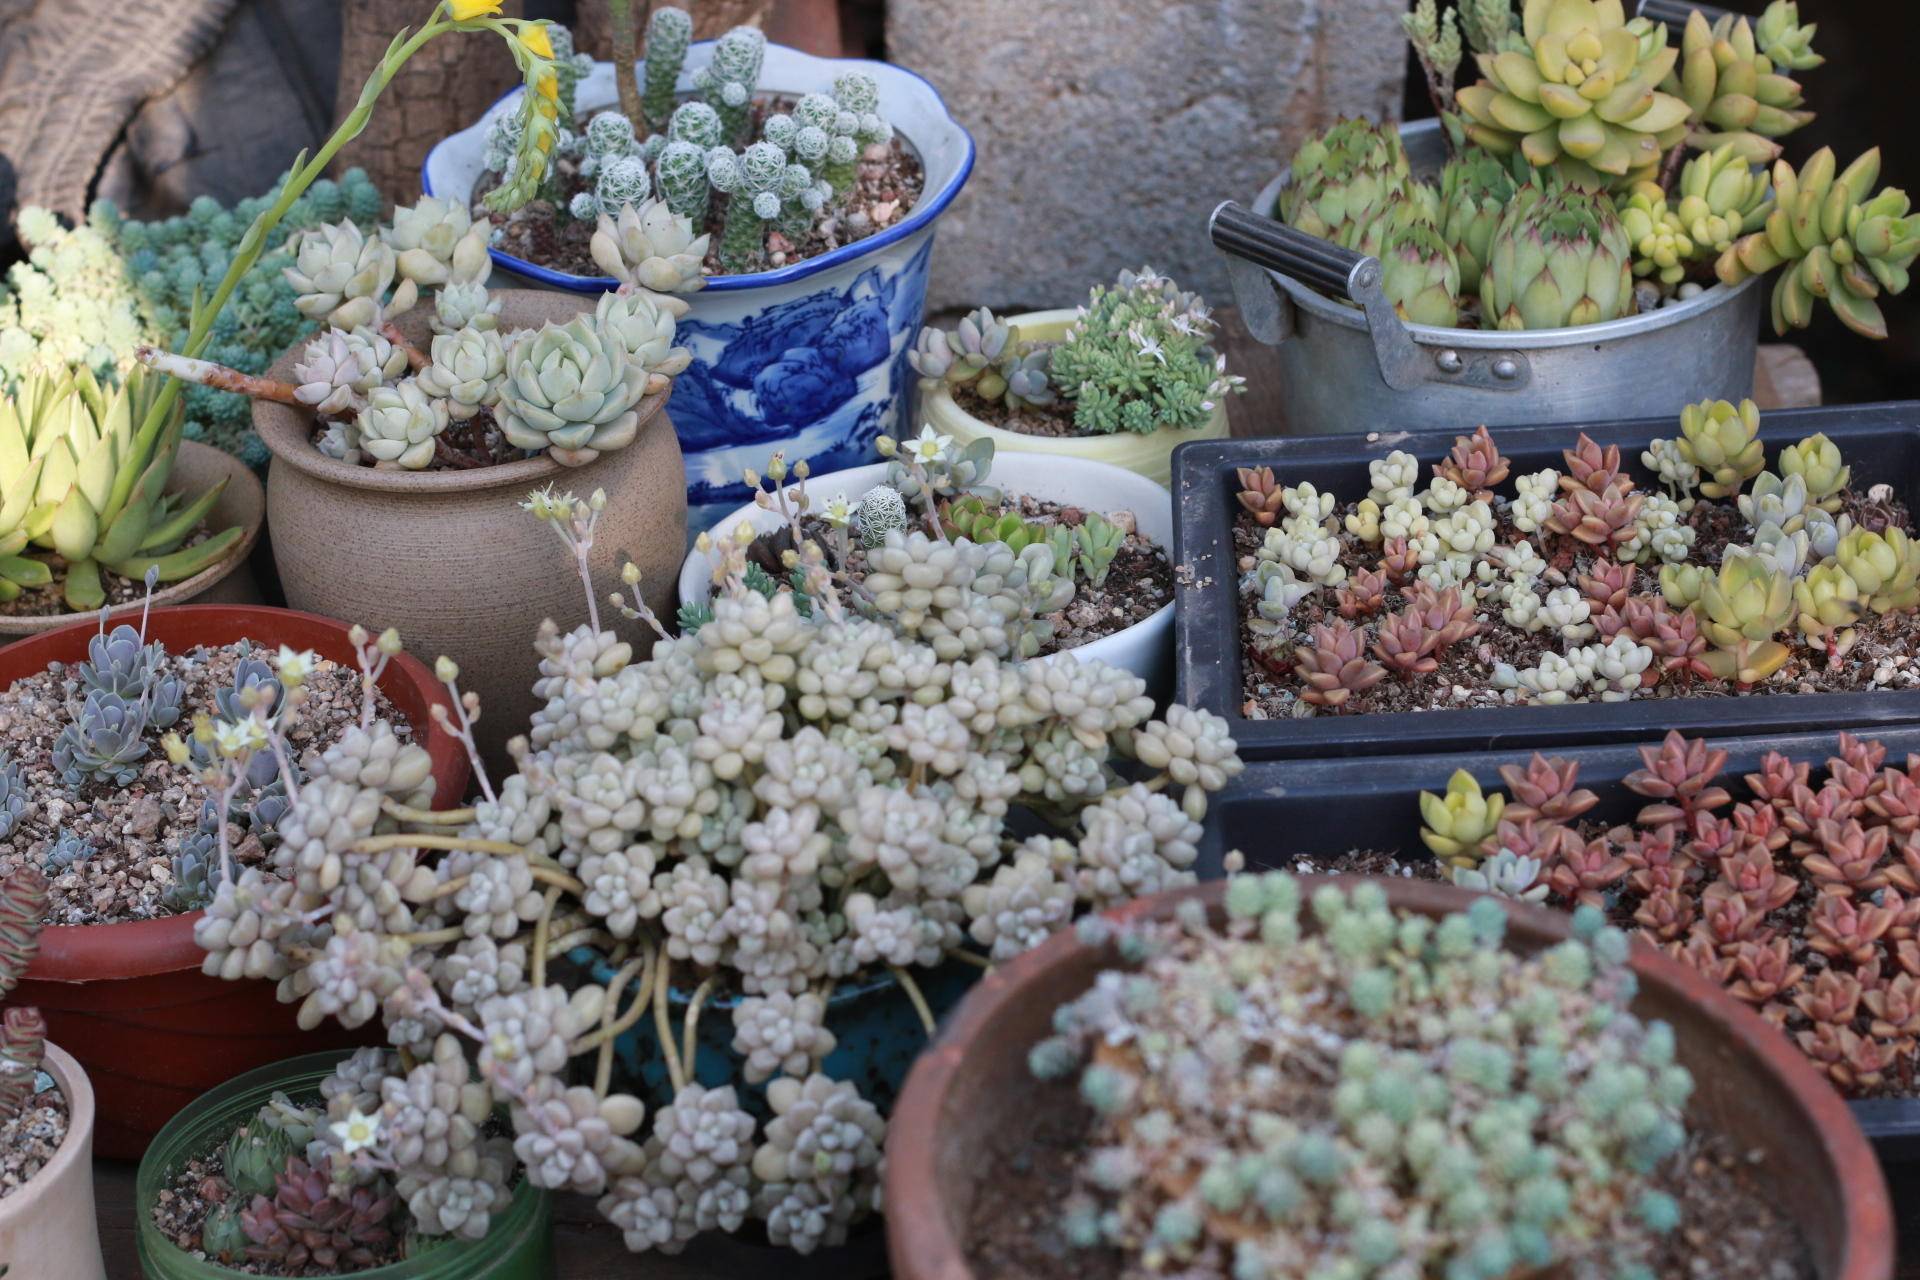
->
[1675,397,1764,498]
[1777,432,1849,511]
[1695,549,1794,683]
[1350,188,1442,261]
[1836,527,1920,614]
[594,289,692,377]
[1278,117,1416,250]
[1620,183,1696,285]
[358,380,449,471]
[1378,220,1463,327]
[283,219,411,330]
[497,317,652,466]
[0,368,242,610]
[589,198,710,295]
[1454,0,1693,190]
[1439,146,1521,291]
[417,326,508,422]
[1716,147,1919,339]
[1480,184,1634,330]
[1668,6,1815,165]
[386,195,491,288]
[292,328,404,416]
[1674,143,1775,254]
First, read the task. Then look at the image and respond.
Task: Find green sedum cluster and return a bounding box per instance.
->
[0,171,384,469]
[1045,267,1246,435]
[1031,878,1693,1280]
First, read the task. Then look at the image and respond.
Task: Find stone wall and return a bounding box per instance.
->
[887,0,1407,310]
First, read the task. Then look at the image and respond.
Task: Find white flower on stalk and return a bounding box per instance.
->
[276,646,319,687]
[906,424,950,466]
[330,1108,382,1155]
[821,492,853,529]
[213,718,270,758]
[1129,324,1166,364]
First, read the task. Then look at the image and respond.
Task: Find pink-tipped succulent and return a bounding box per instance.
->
[241,1158,397,1271]
[1596,596,1712,683]
[0,868,47,1118]
[1336,567,1387,620]
[1372,606,1441,676]
[1235,466,1286,527]
[1436,425,1511,501]
[1497,754,1598,826]
[1292,620,1388,709]
[1624,731,1732,826]
[1577,560,1637,614]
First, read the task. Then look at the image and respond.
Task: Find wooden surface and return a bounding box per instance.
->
[86,330,1849,1278]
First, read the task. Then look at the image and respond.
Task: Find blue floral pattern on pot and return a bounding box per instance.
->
[676,238,931,528]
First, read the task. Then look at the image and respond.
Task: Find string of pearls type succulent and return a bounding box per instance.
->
[137,192,701,470]
[191,481,1244,1256]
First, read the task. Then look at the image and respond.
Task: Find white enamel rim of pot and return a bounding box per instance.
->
[422,42,976,294]
[919,308,1231,488]
[1252,119,1764,348]
[676,454,1174,681]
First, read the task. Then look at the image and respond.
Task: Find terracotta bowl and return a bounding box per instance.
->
[252,290,686,776]
[0,1044,105,1279]
[0,440,263,641]
[885,877,1896,1280]
[2,604,470,1157]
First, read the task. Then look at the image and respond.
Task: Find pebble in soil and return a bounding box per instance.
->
[1237,485,1920,721]
[0,1081,69,1203]
[0,642,409,924]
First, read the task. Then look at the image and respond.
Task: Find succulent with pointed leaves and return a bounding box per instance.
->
[1497,753,1598,825]
[1378,219,1461,326]
[1715,147,1919,339]
[1073,513,1126,589]
[240,1157,397,1271]
[1695,549,1795,683]
[1596,594,1712,682]
[1674,143,1775,255]
[0,368,244,610]
[1668,6,1815,166]
[42,828,93,875]
[1371,604,1441,676]
[283,220,411,332]
[1677,398,1765,498]
[1419,768,1505,867]
[1438,146,1521,292]
[386,196,492,291]
[1292,619,1388,709]
[1436,424,1510,501]
[52,689,151,786]
[1335,566,1386,620]
[1278,117,1416,249]
[1623,730,1731,825]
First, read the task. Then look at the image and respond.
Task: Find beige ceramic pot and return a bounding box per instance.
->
[0,1042,106,1280]
[0,441,263,641]
[254,290,686,774]
[920,309,1231,489]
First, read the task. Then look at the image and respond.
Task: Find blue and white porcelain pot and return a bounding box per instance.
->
[423,44,975,533]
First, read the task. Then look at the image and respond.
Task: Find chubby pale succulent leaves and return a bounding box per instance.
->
[589,199,709,295]
[497,316,655,466]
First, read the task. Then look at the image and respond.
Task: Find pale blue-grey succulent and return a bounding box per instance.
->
[0,755,23,839]
[77,621,180,724]
[215,651,285,724]
[163,830,228,914]
[43,828,93,875]
[53,689,152,786]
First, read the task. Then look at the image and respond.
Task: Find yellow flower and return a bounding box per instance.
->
[535,67,559,104]
[447,0,502,19]
[518,23,554,60]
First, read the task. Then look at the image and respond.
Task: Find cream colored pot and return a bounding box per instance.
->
[0,441,263,641]
[918,309,1231,489]
[254,291,686,776]
[0,1043,105,1280]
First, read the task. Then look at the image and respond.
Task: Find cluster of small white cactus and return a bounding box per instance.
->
[190,474,1244,1257]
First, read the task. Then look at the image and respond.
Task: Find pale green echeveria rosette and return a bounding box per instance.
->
[291,327,408,416]
[283,220,417,332]
[496,316,654,467]
[358,379,449,471]
[594,291,692,378]
[588,199,709,299]
[417,325,508,422]
[386,195,492,290]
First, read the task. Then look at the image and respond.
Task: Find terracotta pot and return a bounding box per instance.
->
[886,877,1895,1280]
[919,309,1231,490]
[254,290,686,774]
[0,441,264,642]
[0,1043,105,1279]
[2,605,470,1159]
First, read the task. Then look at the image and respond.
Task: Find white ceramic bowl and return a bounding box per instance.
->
[677,452,1175,689]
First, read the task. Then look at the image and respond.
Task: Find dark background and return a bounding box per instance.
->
[1402,1,1920,406]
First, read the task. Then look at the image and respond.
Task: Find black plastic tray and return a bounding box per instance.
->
[1192,725,1920,1163]
[1172,402,1920,761]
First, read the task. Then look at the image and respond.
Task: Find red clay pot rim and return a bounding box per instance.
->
[4,603,470,983]
[885,876,1896,1280]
